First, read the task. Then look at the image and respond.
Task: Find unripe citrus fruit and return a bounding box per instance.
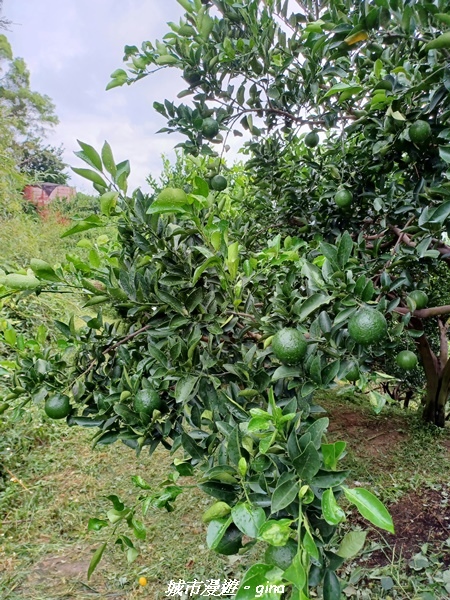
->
[202,501,231,523]
[264,539,297,570]
[202,118,219,139]
[210,174,227,191]
[272,328,307,365]
[396,350,418,370]
[409,120,431,145]
[133,389,162,416]
[345,363,360,382]
[304,131,319,148]
[183,67,201,85]
[44,394,71,419]
[334,189,353,208]
[348,308,387,345]
[408,290,428,309]
[156,187,187,204]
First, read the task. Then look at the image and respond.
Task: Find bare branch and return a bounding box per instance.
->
[394,305,450,319]
[438,318,448,368]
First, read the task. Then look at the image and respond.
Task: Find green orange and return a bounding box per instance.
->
[348,308,387,346]
[304,131,319,148]
[44,394,71,419]
[334,189,353,208]
[156,188,187,204]
[409,120,431,145]
[408,290,428,309]
[272,328,307,365]
[396,350,418,370]
[210,175,227,191]
[345,363,360,382]
[202,118,219,139]
[133,389,162,416]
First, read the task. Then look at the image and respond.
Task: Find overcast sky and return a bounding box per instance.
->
[4,0,190,192]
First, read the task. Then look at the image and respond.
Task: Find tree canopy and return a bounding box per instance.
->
[2,0,450,596]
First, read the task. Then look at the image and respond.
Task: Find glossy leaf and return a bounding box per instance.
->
[343,487,394,533]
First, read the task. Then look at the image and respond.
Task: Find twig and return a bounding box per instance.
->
[367,432,388,441]
[3,467,31,493]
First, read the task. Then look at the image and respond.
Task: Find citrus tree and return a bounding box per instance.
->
[5,0,450,596]
[0,144,394,598]
[104,0,450,427]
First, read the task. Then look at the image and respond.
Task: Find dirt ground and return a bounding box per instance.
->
[323,397,450,567]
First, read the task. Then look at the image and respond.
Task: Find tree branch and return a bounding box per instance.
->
[390,225,450,265]
[394,305,450,319]
[438,318,448,368]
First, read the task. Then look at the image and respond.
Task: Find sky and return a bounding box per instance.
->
[4,0,190,192]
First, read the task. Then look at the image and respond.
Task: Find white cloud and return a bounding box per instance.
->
[5,0,186,192]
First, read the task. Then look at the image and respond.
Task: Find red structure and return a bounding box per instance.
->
[23,183,76,208]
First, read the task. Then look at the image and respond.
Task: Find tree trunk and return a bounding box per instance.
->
[416,332,448,427]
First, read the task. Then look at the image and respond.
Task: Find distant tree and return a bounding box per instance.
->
[0,0,11,32]
[0,34,58,140]
[19,140,69,185]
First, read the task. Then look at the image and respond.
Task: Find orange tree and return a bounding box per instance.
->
[0,153,396,599]
[5,0,450,596]
[105,0,450,427]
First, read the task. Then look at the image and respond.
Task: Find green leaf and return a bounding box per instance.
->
[323,570,341,600]
[101,141,117,177]
[131,475,152,490]
[236,564,284,600]
[271,480,299,513]
[30,258,60,282]
[293,442,321,481]
[231,503,266,538]
[322,489,346,525]
[77,140,103,171]
[337,530,367,558]
[295,293,331,322]
[192,256,221,285]
[206,516,233,550]
[87,542,107,580]
[181,432,204,460]
[284,552,306,589]
[337,232,353,268]
[61,216,104,238]
[343,487,394,533]
[271,365,302,381]
[131,517,146,540]
[100,191,118,216]
[429,199,450,224]
[147,199,191,215]
[175,375,198,403]
[88,518,109,531]
[259,519,292,546]
[71,167,107,188]
[155,288,187,315]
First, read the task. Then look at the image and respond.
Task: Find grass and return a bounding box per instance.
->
[1,199,449,599]
[0,393,449,599]
[0,409,261,599]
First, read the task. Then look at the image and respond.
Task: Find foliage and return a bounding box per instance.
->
[109,0,450,427]
[0,105,26,216]
[7,0,450,596]
[0,142,395,598]
[19,140,69,185]
[0,35,58,139]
